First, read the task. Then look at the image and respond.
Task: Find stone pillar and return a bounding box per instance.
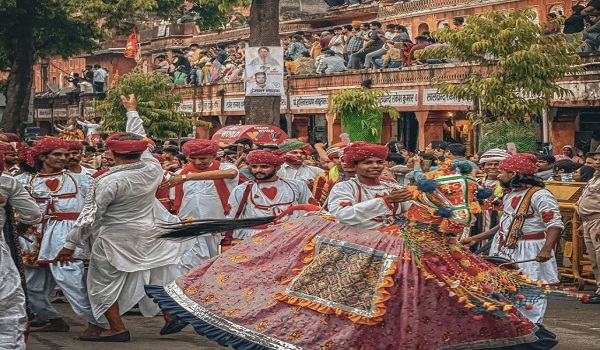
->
[415,111,448,150]
[326,113,342,143]
[550,109,578,153]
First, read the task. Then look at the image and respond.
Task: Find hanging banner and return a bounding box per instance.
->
[245,46,284,97]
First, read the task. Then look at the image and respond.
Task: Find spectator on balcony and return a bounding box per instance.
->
[453,16,465,29]
[286,35,306,60]
[92,64,107,93]
[171,49,191,75]
[319,31,333,50]
[406,36,430,66]
[201,62,213,85]
[153,55,170,74]
[564,5,586,34]
[349,21,385,69]
[346,21,367,67]
[582,0,600,16]
[317,50,346,73]
[376,42,403,69]
[187,44,200,64]
[173,66,187,85]
[310,33,322,59]
[583,11,600,51]
[284,56,297,75]
[188,64,202,85]
[363,23,400,69]
[324,0,345,11]
[216,45,229,65]
[294,51,316,75]
[543,13,561,35]
[83,65,94,84]
[328,27,347,57]
[394,25,411,42]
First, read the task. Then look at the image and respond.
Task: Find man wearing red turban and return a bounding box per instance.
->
[225,150,318,241]
[463,152,564,324]
[0,142,19,175]
[57,94,193,341]
[14,136,104,335]
[162,137,238,271]
[327,142,413,229]
[64,141,95,176]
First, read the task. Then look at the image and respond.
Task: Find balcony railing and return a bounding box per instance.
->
[378,0,513,18]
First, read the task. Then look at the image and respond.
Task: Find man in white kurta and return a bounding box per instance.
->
[0,172,42,349]
[463,153,563,324]
[15,138,106,334]
[226,150,318,240]
[277,139,324,186]
[58,94,191,341]
[165,139,238,271]
[327,142,413,230]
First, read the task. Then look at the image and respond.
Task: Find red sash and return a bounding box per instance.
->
[172,161,231,214]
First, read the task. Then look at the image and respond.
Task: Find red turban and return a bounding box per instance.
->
[0,142,16,154]
[342,142,389,164]
[66,141,83,151]
[105,132,149,154]
[31,137,70,160]
[246,150,285,166]
[152,153,165,163]
[498,153,539,175]
[182,139,220,156]
[1,133,20,143]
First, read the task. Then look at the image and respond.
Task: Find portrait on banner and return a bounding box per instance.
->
[245,46,284,96]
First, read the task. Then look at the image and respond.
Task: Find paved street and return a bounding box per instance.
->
[27,295,600,349]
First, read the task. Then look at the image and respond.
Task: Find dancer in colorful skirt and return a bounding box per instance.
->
[146,143,577,350]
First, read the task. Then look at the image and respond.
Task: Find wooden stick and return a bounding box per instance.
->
[499,258,537,266]
[35,258,89,265]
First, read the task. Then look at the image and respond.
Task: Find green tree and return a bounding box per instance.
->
[418,7,583,124]
[329,88,399,143]
[93,72,195,138]
[0,0,246,134]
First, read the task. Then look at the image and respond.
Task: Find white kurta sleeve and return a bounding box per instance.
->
[296,180,317,205]
[64,181,119,250]
[327,182,393,227]
[531,190,565,230]
[5,177,42,225]
[126,111,147,137]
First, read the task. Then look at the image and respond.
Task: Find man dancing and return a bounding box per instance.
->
[462,153,564,324]
[327,142,413,229]
[57,94,191,341]
[226,150,317,240]
[0,158,42,349]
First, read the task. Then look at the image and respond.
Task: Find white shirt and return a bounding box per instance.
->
[327,177,411,229]
[227,178,315,239]
[93,68,107,83]
[277,163,324,182]
[77,120,100,136]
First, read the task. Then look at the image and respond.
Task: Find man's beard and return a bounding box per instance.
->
[253,171,276,180]
[499,179,512,188]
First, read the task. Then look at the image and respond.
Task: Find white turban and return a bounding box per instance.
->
[479,148,509,163]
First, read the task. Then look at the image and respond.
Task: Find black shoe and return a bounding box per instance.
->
[29,317,49,328]
[159,319,188,335]
[581,293,600,304]
[79,331,130,342]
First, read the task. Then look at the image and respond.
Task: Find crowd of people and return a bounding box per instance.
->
[1,95,600,348]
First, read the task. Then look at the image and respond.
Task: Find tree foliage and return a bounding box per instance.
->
[479,120,537,153]
[418,7,583,124]
[93,72,193,138]
[330,88,399,143]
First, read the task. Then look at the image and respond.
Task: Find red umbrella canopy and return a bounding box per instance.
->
[211,125,289,145]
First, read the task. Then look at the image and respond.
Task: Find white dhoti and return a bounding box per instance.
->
[87,234,185,319]
[0,241,26,350]
[490,236,560,324]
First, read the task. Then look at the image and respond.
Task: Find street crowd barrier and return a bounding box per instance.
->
[545,181,595,290]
